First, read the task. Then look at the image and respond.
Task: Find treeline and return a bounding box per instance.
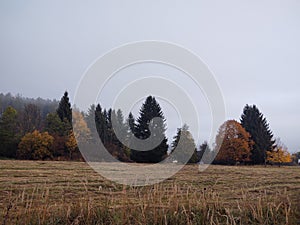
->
[0,92,77,160]
[0,93,58,119]
[212,105,298,166]
[0,92,299,165]
[0,92,192,163]
[80,95,198,163]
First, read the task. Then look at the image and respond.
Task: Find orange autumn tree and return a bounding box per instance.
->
[215,120,253,165]
[267,138,291,166]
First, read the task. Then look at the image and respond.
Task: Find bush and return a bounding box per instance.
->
[17,130,54,160]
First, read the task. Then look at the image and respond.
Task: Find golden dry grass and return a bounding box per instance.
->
[0,160,299,224]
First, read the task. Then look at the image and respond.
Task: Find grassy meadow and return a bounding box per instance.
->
[0,160,299,224]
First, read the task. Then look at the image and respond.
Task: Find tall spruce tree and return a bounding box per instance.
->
[95,104,107,144]
[48,91,72,159]
[170,124,198,164]
[94,105,130,162]
[114,109,127,147]
[125,112,135,156]
[57,91,72,124]
[130,96,168,163]
[126,112,135,144]
[240,105,275,165]
[199,141,214,164]
[85,104,98,139]
[128,113,135,132]
[111,109,130,161]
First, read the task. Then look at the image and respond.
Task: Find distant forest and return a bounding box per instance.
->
[0,92,299,166]
[0,92,59,119]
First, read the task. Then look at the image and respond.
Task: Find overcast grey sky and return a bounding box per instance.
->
[0,1,299,152]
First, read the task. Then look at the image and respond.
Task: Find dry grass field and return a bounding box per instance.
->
[0,160,299,224]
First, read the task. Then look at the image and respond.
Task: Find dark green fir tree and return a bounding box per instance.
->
[240,104,275,165]
[56,91,72,124]
[130,96,168,163]
[170,124,198,164]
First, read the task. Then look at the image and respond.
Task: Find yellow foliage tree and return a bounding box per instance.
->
[66,110,91,160]
[65,130,78,160]
[72,110,91,143]
[267,139,291,166]
[17,130,54,160]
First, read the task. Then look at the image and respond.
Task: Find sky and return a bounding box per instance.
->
[0,0,299,152]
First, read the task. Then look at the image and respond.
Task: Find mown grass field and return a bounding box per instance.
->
[0,160,299,224]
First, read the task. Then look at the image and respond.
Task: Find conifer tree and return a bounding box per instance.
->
[48,91,72,159]
[85,104,98,140]
[126,112,135,147]
[57,91,72,124]
[130,96,168,163]
[171,124,198,163]
[95,104,107,144]
[240,105,275,165]
[113,109,127,147]
[124,112,135,158]
[127,112,135,134]
[199,141,214,164]
[45,112,68,136]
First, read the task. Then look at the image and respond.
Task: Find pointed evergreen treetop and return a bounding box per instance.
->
[57,91,72,123]
[135,96,166,140]
[127,112,135,133]
[130,95,168,163]
[240,104,275,164]
[170,124,198,163]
